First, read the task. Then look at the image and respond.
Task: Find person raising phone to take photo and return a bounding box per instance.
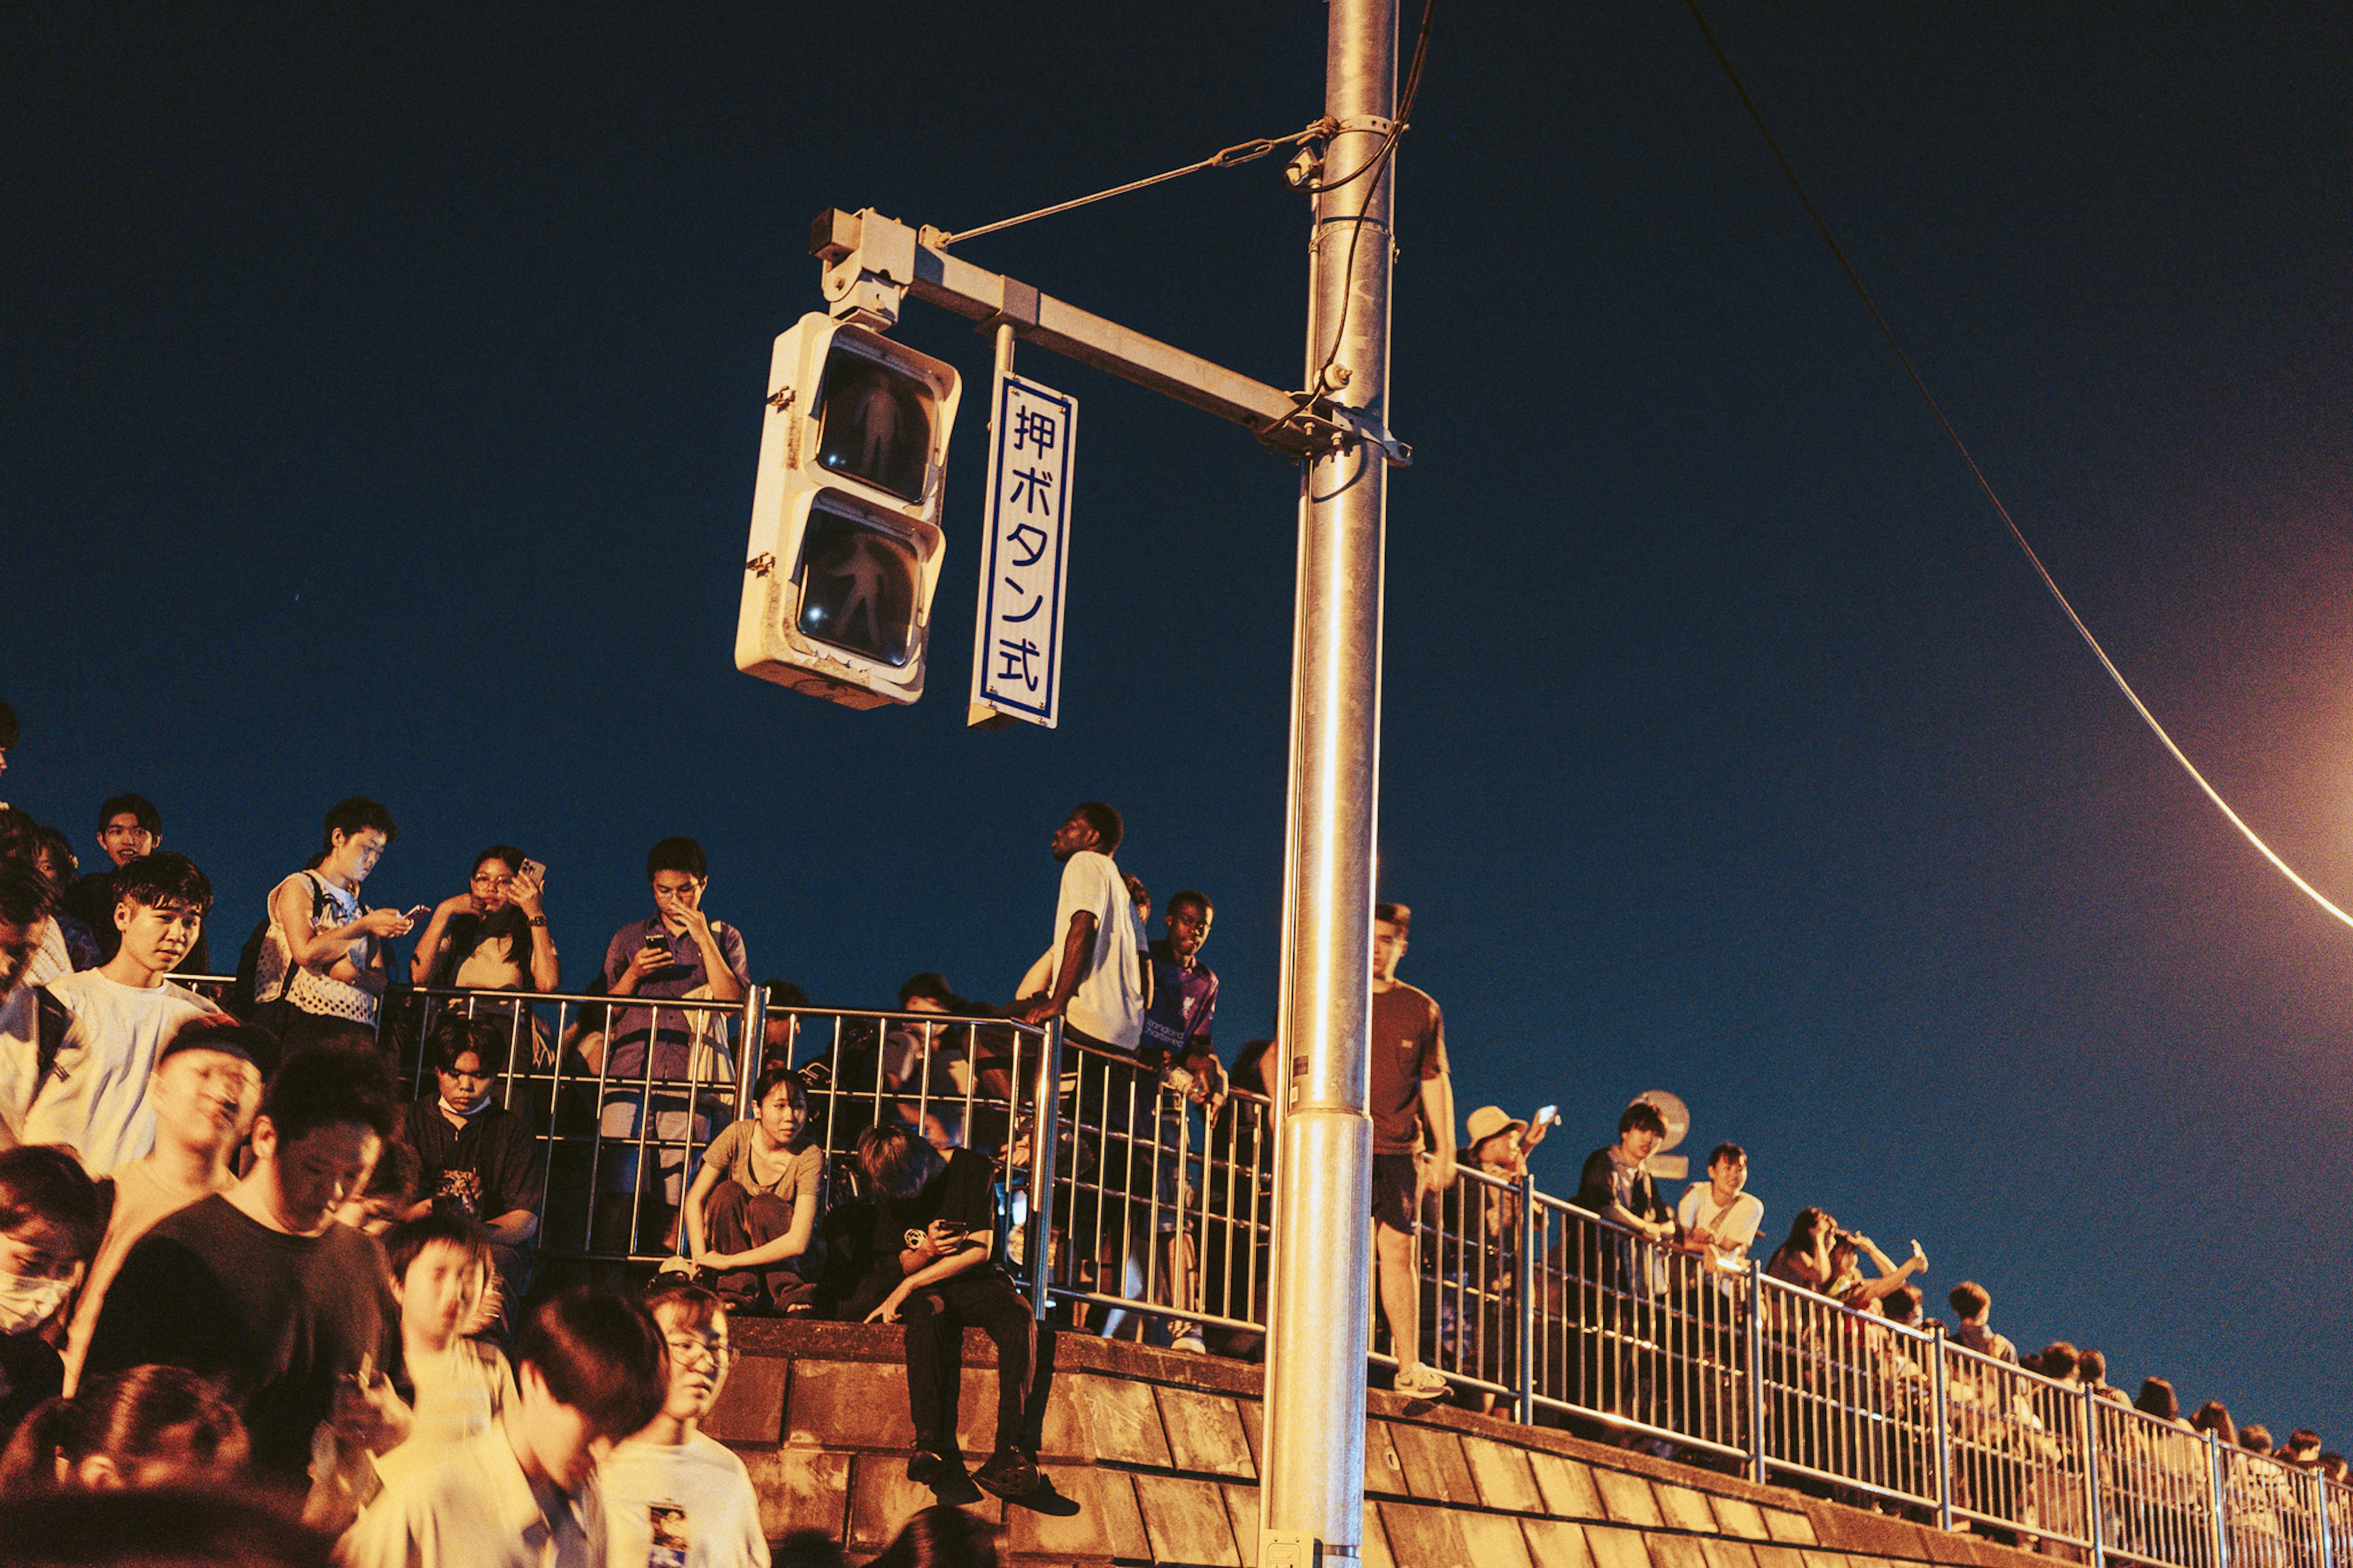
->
[411,846,559,995]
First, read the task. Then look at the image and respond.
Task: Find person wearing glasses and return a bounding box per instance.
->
[411,847,559,995]
[599,1279,768,1568]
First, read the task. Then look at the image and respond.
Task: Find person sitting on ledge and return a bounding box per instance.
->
[851,1121,1050,1506]
[680,1065,825,1314]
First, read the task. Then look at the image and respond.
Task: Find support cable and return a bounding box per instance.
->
[1681,0,2353,933]
[938,127,1330,248]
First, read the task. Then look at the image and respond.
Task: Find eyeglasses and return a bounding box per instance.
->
[663,1335,734,1366]
[471,873,514,889]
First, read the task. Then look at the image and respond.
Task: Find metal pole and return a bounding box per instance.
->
[1026,1018,1064,1320]
[1260,0,1398,1561]
[2208,1429,2231,1568]
[1745,1261,1767,1485]
[2316,1472,2336,1568]
[2083,1382,2105,1568]
[1931,1322,1953,1532]
[1514,1172,1535,1425]
[737,987,768,1110]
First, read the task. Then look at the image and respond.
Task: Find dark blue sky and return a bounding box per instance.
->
[6,4,2347,1437]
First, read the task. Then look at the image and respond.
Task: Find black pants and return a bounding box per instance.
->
[903,1270,1053,1456]
[703,1183,817,1311]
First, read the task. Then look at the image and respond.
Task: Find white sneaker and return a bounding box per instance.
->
[1392,1363,1450,1399]
[1170,1328,1208,1355]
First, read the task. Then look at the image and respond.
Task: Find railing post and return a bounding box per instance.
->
[2083,1382,2105,1568]
[1744,1259,1767,1485]
[1514,1171,1535,1425]
[2316,1475,2336,1568]
[1025,1019,1064,1320]
[1931,1322,1953,1532]
[737,987,767,1110]
[2209,1430,2231,1568]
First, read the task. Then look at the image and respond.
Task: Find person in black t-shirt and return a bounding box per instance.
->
[83,1047,403,1489]
[397,1015,543,1338]
[851,1123,1050,1504]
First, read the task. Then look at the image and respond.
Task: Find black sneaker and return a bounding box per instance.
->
[972,1445,1040,1500]
[907,1447,981,1504]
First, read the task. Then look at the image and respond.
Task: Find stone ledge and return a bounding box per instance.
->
[724,1322,2086,1568]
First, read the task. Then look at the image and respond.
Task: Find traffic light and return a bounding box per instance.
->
[736,312,963,708]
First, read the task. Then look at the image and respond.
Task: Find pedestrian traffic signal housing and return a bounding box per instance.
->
[736,313,962,708]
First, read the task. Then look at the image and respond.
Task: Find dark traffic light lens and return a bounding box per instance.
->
[815,347,936,502]
[795,499,920,667]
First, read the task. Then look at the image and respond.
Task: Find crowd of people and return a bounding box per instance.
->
[0,696,2340,1566]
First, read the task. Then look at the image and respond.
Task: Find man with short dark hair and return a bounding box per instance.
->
[2077,1348,2129,1406]
[0,852,221,1173]
[85,1046,403,1487]
[1012,803,1143,1053]
[343,1287,670,1568]
[591,837,750,1265]
[64,797,210,972]
[1577,1101,1676,1243]
[852,1122,1051,1504]
[400,1013,544,1337]
[260,797,409,1056]
[1947,1280,2017,1363]
[1367,901,1455,1399]
[1677,1142,1762,1275]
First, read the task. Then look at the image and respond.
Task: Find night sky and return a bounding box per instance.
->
[6,4,2347,1438]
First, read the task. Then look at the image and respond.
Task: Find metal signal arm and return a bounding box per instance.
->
[809,207,1408,465]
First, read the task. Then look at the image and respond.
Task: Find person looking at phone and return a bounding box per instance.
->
[588,838,749,1273]
[411,846,560,995]
[256,797,409,1056]
[851,1123,1051,1504]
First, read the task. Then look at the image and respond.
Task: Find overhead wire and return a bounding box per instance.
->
[1678,0,2353,935]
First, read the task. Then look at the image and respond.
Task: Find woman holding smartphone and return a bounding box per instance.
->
[411,846,559,994]
[410,845,560,1070]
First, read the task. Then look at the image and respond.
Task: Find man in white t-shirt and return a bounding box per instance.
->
[63,1014,264,1392]
[1012,803,1143,1051]
[0,851,222,1174]
[1676,1142,1763,1276]
[600,1281,768,1568]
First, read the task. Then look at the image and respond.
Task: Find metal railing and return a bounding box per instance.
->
[180,975,2348,1558]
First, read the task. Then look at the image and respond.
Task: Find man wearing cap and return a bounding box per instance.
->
[61,1014,267,1392]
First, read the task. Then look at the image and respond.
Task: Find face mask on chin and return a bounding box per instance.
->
[0,1271,73,1335]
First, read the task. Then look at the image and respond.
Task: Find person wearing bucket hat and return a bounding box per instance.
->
[1461,1104,1551,1415]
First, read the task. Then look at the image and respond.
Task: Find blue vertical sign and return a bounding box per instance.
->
[969,372,1077,728]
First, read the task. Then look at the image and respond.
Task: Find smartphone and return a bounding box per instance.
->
[642,929,671,955]
[1535,1104,1558,1128]
[932,1221,972,1240]
[401,905,431,924]
[520,857,547,884]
